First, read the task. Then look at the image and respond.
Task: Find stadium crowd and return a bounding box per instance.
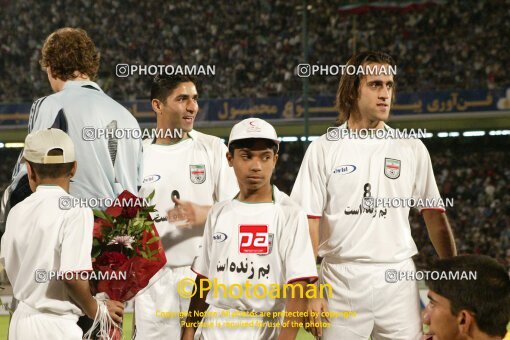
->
[1,137,509,271]
[0,0,509,102]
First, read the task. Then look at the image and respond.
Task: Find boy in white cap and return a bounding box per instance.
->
[182,118,318,340]
[0,128,123,339]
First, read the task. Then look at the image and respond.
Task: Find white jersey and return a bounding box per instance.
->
[139,130,238,267]
[192,186,318,312]
[291,123,444,263]
[0,185,93,316]
[11,81,142,205]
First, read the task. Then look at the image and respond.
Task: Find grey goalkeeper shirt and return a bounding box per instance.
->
[11,81,143,207]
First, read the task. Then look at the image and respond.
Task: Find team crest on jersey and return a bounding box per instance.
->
[384,158,401,179]
[190,164,206,184]
[239,225,270,254]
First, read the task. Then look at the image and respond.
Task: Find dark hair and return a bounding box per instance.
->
[335,51,396,125]
[228,138,278,156]
[40,28,100,81]
[27,149,74,179]
[425,255,510,337]
[151,75,196,102]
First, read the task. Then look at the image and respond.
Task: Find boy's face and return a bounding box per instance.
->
[227,140,278,192]
[152,81,198,133]
[423,290,463,340]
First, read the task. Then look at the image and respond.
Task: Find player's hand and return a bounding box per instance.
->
[305,297,330,338]
[106,299,124,323]
[167,196,209,227]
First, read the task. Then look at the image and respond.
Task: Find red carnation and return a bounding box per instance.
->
[105,190,143,219]
[95,251,129,271]
[93,221,103,240]
[123,198,143,219]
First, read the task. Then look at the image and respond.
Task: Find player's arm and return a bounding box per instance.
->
[64,276,124,322]
[181,276,210,340]
[307,218,320,258]
[305,282,329,338]
[414,141,457,258]
[422,210,456,258]
[60,208,124,322]
[304,218,330,337]
[278,281,309,340]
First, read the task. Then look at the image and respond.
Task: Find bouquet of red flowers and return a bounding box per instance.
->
[87,190,166,339]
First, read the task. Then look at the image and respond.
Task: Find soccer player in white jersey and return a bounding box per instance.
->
[3,27,142,213]
[182,118,318,340]
[291,51,457,339]
[133,75,238,339]
[0,129,123,339]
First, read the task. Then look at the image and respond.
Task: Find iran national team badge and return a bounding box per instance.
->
[239,225,269,254]
[190,164,206,184]
[384,158,401,179]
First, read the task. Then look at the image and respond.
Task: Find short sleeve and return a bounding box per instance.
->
[283,210,318,283]
[191,209,214,278]
[412,141,445,212]
[28,96,61,132]
[59,207,94,272]
[213,141,239,202]
[290,140,327,218]
[11,97,61,186]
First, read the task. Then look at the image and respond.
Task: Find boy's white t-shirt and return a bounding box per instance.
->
[0,185,93,316]
[192,186,318,312]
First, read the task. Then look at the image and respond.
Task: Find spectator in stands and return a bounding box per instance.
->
[0,0,508,102]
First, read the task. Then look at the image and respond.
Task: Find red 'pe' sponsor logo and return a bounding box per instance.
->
[238,225,269,254]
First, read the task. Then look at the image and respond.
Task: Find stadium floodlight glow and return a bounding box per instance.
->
[437,132,448,138]
[280,136,298,142]
[489,130,510,136]
[0,142,4,148]
[462,131,485,137]
[448,132,460,137]
[5,142,24,148]
[421,132,433,138]
[300,136,320,141]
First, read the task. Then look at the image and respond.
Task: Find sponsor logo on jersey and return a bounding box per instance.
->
[213,232,228,242]
[257,233,274,256]
[238,225,269,254]
[143,174,161,183]
[190,164,206,184]
[333,164,356,175]
[384,158,401,179]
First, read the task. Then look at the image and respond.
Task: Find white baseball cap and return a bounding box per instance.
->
[23,128,75,164]
[228,118,280,149]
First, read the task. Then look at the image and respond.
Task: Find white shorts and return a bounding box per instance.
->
[9,301,81,340]
[195,305,281,340]
[320,258,422,340]
[134,266,195,339]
